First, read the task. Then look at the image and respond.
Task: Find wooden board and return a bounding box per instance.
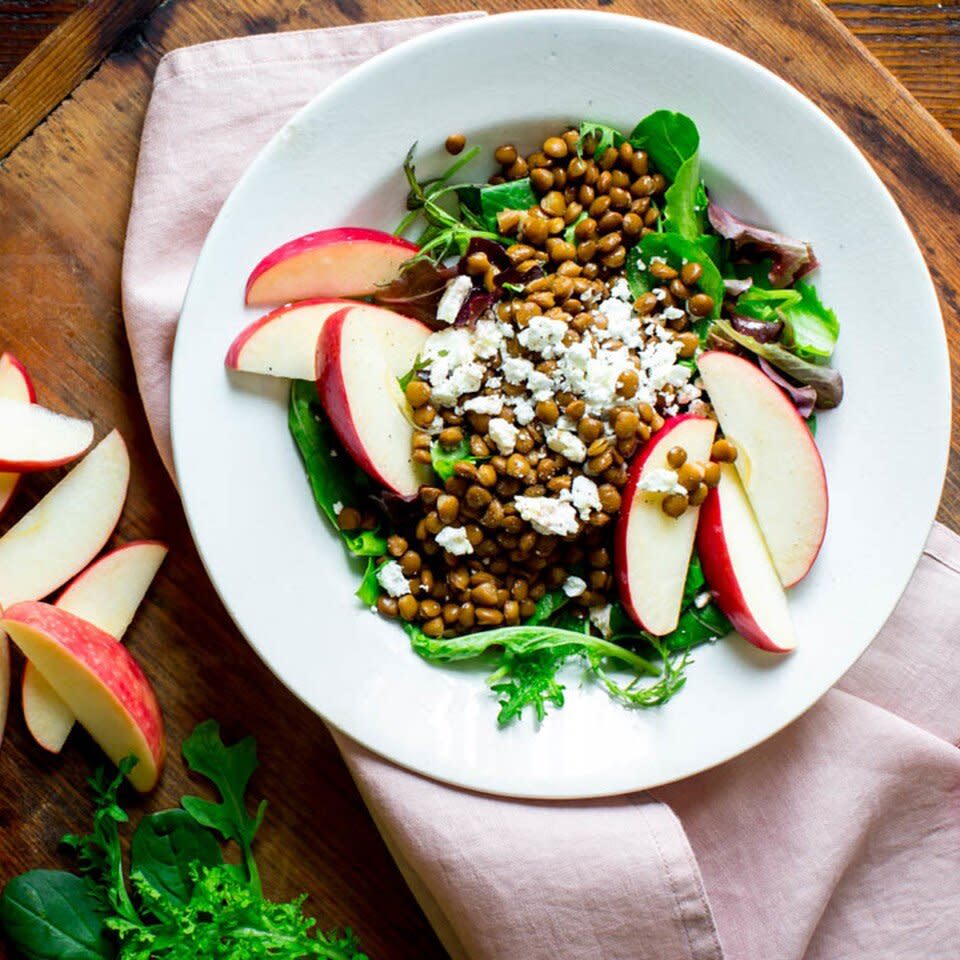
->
[0,3,957,958]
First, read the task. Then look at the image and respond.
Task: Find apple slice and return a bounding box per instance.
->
[0,429,129,608]
[0,397,93,471]
[615,414,718,635]
[245,228,418,306]
[315,303,432,498]
[2,602,164,791]
[23,540,168,753]
[697,351,827,587]
[0,353,36,520]
[697,463,797,653]
[225,298,355,380]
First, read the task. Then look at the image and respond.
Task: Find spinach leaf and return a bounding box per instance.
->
[806,413,818,436]
[397,355,427,392]
[662,153,704,241]
[181,721,266,893]
[629,110,699,181]
[462,178,537,233]
[524,589,570,626]
[355,557,381,606]
[660,603,731,653]
[0,871,113,960]
[577,120,625,158]
[627,233,724,336]
[130,810,223,906]
[430,438,477,482]
[780,281,839,362]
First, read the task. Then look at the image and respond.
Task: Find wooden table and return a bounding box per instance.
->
[0,3,957,958]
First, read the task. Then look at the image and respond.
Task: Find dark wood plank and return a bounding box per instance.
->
[0,0,163,158]
[0,0,86,78]
[0,3,957,960]
[825,0,960,138]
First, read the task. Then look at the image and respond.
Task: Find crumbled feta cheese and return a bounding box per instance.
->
[472,318,504,359]
[526,369,554,399]
[435,275,473,324]
[488,417,518,454]
[562,575,587,598]
[589,604,613,638]
[376,561,410,598]
[654,287,667,301]
[570,475,601,519]
[638,468,685,495]
[502,356,534,385]
[462,394,504,415]
[435,525,474,556]
[546,428,587,463]
[332,501,344,516]
[609,277,632,301]
[518,316,568,358]
[694,591,712,609]
[514,496,580,536]
[512,398,536,426]
[431,361,485,406]
[661,305,686,321]
[486,376,502,389]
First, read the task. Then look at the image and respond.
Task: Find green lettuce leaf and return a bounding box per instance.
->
[577,120,625,158]
[780,281,839,362]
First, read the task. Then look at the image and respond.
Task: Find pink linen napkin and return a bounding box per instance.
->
[122,16,960,959]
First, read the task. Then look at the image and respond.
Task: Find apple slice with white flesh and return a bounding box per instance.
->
[245,228,418,306]
[0,429,129,609]
[2,602,165,791]
[0,352,36,520]
[697,463,797,653]
[316,303,432,499]
[225,298,355,380]
[696,351,827,587]
[23,540,168,753]
[615,414,718,635]
[0,397,93,471]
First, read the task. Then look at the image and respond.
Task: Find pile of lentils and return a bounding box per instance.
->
[354,127,735,639]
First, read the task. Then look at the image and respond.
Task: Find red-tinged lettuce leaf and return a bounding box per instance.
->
[455,290,496,326]
[723,276,753,296]
[758,358,818,418]
[373,258,456,327]
[730,313,784,342]
[458,236,512,273]
[714,319,843,409]
[707,201,818,287]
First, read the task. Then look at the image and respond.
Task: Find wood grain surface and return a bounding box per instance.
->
[0,3,957,959]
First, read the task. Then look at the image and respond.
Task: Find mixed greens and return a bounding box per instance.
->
[292,109,841,728]
[0,722,369,960]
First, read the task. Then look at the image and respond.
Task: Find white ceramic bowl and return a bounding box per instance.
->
[171,11,950,798]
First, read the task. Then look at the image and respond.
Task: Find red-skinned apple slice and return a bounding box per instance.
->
[0,429,129,608]
[0,352,35,520]
[0,398,93,471]
[225,298,355,380]
[2,602,165,791]
[697,351,827,587]
[315,304,432,498]
[245,228,418,306]
[23,540,168,754]
[615,414,718,635]
[697,463,797,653]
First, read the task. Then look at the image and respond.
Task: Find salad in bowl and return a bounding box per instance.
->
[225,111,842,727]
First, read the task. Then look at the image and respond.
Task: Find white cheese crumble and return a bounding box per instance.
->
[514,496,580,536]
[488,417,518,455]
[569,475,601,519]
[562,575,587,598]
[517,316,568,358]
[332,501,344,516]
[589,604,613,638]
[694,591,712,609]
[546,427,587,463]
[511,398,536,426]
[472,318,504,359]
[435,275,473,324]
[609,277,632,301]
[435,525,474,556]
[638,468,686,495]
[431,361,485,407]
[462,394,504,415]
[662,305,686,322]
[376,561,410,598]
[502,356,534,385]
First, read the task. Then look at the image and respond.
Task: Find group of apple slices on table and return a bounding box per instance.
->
[225,113,841,724]
[0,353,166,791]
